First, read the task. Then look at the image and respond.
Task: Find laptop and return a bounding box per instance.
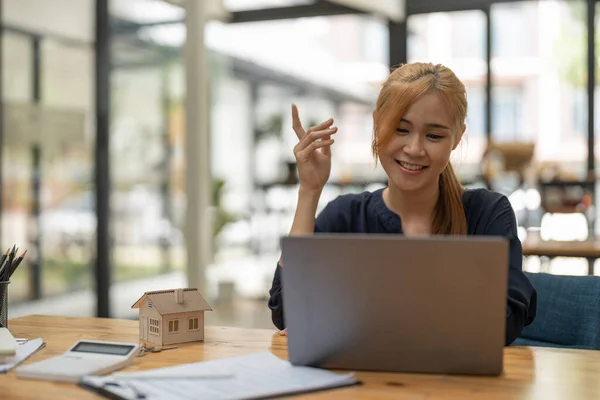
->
[280,234,509,376]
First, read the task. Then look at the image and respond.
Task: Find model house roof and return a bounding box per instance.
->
[131,288,212,315]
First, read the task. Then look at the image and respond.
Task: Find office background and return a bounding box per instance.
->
[2,0,599,329]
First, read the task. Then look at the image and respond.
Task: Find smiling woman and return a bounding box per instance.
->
[268,62,537,346]
[372,64,467,236]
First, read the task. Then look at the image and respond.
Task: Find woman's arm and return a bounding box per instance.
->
[270,188,322,330]
[278,188,322,266]
[505,229,538,344]
[268,104,337,330]
[268,263,286,330]
[485,196,537,345]
[268,193,351,330]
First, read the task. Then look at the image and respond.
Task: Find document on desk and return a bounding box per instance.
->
[0,338,45,373]
[80,351,358,400]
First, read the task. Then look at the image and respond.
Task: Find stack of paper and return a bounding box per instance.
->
[0,338,45,373]
[81,351,358,400]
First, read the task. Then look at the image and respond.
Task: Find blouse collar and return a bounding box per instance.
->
[371,187,402,233]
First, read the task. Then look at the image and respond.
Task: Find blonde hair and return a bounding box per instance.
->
[372,62,467,235]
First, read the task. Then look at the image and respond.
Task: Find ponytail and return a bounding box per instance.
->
[432,163,467,235]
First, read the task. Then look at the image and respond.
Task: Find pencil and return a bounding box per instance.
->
[8,249,27,279]
[4,246,16,282]
[0,248,9,282]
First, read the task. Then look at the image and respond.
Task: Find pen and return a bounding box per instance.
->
[111,372,235,380]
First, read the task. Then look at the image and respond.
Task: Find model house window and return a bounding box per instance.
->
[149,318,160,335]
[188,317,199,331]
[147,300,153,309]
[168,320,179,333]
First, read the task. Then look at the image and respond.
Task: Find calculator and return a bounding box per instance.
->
[16,339,139,382]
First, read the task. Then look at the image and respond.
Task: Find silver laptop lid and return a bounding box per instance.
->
[281,234,508,375]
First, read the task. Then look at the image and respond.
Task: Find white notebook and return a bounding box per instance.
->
[80,351,358,400]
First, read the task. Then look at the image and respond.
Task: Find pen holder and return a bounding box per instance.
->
[0,280,9,328]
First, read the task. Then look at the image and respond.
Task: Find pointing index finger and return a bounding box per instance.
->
[291,104,305,139]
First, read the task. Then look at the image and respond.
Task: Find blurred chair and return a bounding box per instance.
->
[481,141,535,190]
[512,272,600,350]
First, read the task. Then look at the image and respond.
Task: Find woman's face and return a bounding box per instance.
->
[378,92,464,193]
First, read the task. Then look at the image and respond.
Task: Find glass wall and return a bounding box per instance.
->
[2,32,33,302]
[3,32,95,303]
[490,1,589,275]
[491,1,587,175]
[595,1,600,174]
[109,0,188,319]
[107,4,389,323]
[39,39,94,299]
[110,65,185,281]
[201,15,389,298]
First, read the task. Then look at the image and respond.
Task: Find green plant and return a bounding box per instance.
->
[212,178,236,238]
[255,114,284,141]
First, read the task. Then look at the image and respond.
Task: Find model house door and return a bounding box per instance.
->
[141,316,148,341]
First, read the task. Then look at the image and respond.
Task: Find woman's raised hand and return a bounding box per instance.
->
[292,104,337,192]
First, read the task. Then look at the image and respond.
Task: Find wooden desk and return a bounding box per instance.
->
[3,315,600,400]
[522,239,600,275]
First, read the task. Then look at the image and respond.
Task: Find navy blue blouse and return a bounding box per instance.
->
[268,187,537,345]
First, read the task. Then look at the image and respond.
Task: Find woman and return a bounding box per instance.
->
[268,62,537,345]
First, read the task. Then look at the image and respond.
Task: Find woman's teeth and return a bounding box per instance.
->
[397,160,426,171]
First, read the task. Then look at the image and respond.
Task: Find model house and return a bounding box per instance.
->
[131,288,212,346]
